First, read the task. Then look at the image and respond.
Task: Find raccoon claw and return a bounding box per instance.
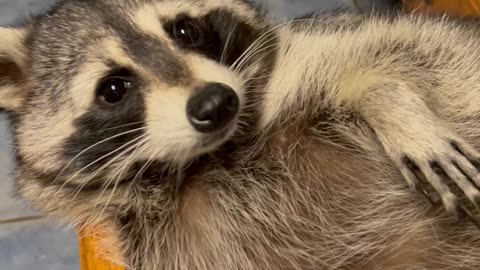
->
[416,185,480,230]
[399,139,480,224]
[457,204,480,229]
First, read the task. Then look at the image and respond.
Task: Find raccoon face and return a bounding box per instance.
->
[0,0,272,195]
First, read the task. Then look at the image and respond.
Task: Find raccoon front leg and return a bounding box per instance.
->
[358,82,480,222]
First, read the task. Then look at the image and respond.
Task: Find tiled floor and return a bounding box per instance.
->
[0,0,389,269]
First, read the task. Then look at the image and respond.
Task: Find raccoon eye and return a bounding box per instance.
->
[172,19,204,47]
[97,77,133,105]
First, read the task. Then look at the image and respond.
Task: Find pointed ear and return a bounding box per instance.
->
[0,27,29,112]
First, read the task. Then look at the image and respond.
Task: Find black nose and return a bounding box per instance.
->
[187,83,239,133]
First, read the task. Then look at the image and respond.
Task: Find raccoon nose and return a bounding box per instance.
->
[187,83,239,133]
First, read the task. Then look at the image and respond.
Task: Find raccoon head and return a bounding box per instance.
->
[0,0,275,219]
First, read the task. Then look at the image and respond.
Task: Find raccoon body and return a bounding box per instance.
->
[1,0,480,269]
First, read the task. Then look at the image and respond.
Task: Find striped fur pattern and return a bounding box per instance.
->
[0,0,480,269]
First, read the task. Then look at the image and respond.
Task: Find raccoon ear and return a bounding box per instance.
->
[0,27,29,112]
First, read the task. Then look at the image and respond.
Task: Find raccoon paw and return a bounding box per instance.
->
[397,139,480,227]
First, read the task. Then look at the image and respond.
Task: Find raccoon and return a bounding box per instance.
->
[1,0,480,269]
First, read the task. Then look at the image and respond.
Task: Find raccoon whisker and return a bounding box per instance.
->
[230,35,270,71]
[97,121,146,133]
[167,159,183,176]
[174,158,195,195]
[243,47,277,72]
[243,73,272,81]
[70,140,148,214]
[230,28,277,71]
[67,139,147,205]
[63,133,146,189]
[237,43,279,75]
[234,18,328,78]
[237,55,277,86]
[95,118,167,133]
[145,136,198,164]
[233,36,277,74]
[230,18,304,70]
[234,39,277,74]
[109,137,149,182]
[95,138,149,224]
[127,150,157,192]
[240,61,277,87]
[64,134,147,198]
[235,121,250,135]
[53,127,146,184]
[231,18,322,72]
[221,21,239,65]
[238,103,263,111]
[78,134,147,188]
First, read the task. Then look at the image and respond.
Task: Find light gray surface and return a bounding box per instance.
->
[0,0,384,269]
[0,220,79,270]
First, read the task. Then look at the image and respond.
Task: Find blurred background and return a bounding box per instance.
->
[0,0,394,269]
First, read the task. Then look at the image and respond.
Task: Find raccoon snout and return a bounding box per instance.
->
[187,83,239,133]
